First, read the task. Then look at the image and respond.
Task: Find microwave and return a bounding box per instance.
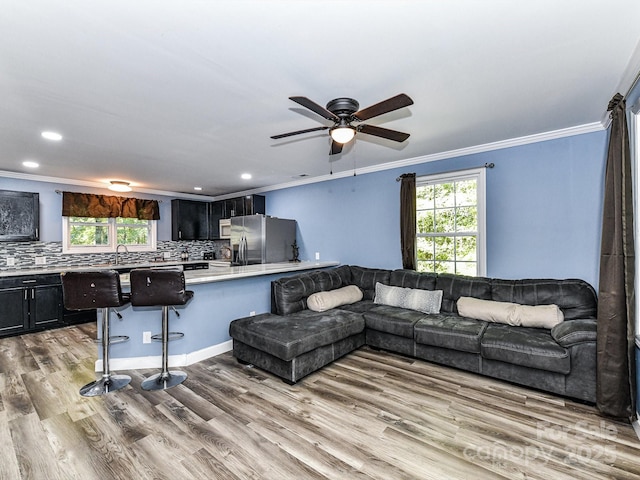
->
[219,218,231,239]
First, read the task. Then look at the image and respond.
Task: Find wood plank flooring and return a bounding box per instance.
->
[1,323,639,479]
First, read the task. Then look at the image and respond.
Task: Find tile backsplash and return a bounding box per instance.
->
[0,240,231,271]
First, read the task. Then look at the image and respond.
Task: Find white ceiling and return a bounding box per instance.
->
[2,1,640,198]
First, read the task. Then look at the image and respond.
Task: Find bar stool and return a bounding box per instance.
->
[60,270,131,397]
[129,267,194,390]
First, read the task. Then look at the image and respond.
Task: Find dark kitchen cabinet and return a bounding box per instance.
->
[171,199,210,240]
[0,190,39,241]
[209,201,225,240]
[0,274,63,337]
[223,194,265,218]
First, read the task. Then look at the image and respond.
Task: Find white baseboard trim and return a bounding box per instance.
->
[633,417,640,441]
[94,340,234,372]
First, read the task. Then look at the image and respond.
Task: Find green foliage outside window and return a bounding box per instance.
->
[416,178,478,275]
[69,217,151,247]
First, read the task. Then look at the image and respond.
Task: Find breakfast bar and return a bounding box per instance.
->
[96,261,339,372]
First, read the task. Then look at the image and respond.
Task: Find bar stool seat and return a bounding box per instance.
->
[130,267,194,390]
[61,270,131,397]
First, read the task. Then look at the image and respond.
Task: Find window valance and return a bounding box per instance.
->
[62,191,160,220]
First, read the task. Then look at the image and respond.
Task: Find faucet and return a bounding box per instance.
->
[115,244,129,265]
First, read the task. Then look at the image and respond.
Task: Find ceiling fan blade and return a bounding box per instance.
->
[330,140,343,155]
[289,96,339,121]
[271,126,329,139]
[352,93,414,121]
[358,124,410,142]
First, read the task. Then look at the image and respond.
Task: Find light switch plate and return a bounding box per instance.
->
[6,257,15,266]
[35,256,46,265]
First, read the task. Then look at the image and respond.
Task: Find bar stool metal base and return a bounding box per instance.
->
[80,374,131,397]
[141,371,187,391]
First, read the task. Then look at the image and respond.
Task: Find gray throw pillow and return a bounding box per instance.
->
[374,282,442,314]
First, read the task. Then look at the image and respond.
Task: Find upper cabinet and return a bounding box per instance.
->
[0,190,39,242]
[223,194,265,218]
[171,195,265,241]
[171,199,210,240]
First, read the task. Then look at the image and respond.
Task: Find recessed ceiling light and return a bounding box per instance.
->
[241,173,252,180]
[108,181,132,192]
[41,131,63,141]
[194,187,202,191]
[22,161,39,168]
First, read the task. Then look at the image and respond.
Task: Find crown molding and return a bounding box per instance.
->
[0,170,217,201]
[221,121,606,199]
[1,121,606,201]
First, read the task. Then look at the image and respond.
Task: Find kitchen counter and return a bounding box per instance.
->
[74,260,340,373]
[120,261,340,286]
[0,259,219,278]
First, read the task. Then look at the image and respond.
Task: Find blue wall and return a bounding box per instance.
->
[266,130,608,289]
[0,177,175,241]
[2,129,608,289]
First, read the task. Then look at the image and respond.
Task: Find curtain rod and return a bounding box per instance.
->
[54,190,163,202]
[395,162,495,181]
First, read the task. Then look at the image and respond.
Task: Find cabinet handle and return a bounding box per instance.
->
[32,289,35,300]
[25,290,28,300]
[22,280,37,284]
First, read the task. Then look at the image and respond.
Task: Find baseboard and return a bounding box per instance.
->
[633,417,640,441]
[94,339,234,372]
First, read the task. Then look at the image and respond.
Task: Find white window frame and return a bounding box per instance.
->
[62,216,157,254]
[416,167,487,276]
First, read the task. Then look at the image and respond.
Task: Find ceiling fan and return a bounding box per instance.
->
[271,93,414,155]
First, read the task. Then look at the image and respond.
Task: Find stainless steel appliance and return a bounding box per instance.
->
[231,215,296,265]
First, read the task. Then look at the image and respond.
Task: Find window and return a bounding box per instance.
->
[416,168,486,276]
[63,216,157,253]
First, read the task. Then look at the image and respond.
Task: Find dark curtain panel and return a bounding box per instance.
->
[596,93,636,418]
[62,192,160,220]
[400,173,416,270]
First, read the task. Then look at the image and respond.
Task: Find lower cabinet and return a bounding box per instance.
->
[0,274,89,338]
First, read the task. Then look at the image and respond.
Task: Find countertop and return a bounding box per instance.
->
[0,260,340,285]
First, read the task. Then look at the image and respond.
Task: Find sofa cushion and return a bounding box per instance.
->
[551,319,597,347]
[307,285,363,312]
[337,299,378,314]
[271,266,351,315]
[435,274,492,314]
[457,297,564,329]
[390,269,437,290]
[374,282,442,314]
[480,324,570,374]
[363,304,428,338]
[229,310,365,361]
[414,314,489,353]
[490,278,597,320]
[349,266,391,300]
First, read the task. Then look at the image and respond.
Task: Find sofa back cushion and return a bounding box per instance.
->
[390,269,437,290]
[435,273,492,314]
[349,266,391,300]
[271,265,351,315]
[490,278,597,320]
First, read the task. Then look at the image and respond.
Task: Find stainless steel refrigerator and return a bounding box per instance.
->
[230,215,297,265]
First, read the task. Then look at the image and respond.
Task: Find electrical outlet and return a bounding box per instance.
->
[250,311,256,316]
[163,252,171,260]
[35,256,46,265]
[315,252,320,261]
[143,331,152,344]
[6,257,15,266]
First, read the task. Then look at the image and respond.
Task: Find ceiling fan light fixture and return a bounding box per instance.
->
[108,180,132,192]
[330,126,355,144]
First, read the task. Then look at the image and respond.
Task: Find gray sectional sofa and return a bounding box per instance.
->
[229,265,598,403]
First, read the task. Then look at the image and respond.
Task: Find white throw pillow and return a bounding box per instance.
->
[374,282,442,314]
[456,296,564,329]
[306,285,363,312]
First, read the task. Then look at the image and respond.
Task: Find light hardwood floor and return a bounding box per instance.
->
[0,323,639,480]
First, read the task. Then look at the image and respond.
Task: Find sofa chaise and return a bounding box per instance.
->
[229,265,598,403]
